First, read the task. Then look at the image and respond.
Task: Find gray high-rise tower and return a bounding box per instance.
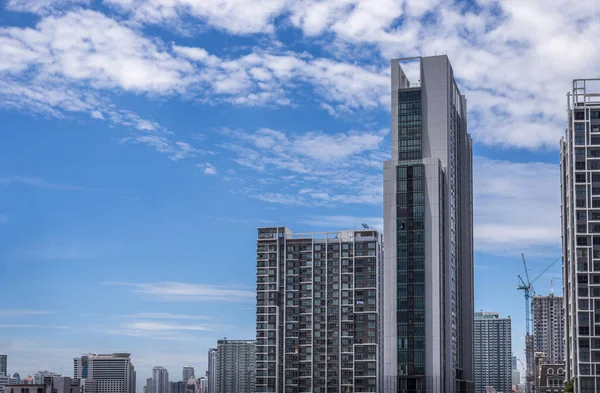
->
[151,367,169,393]
[0,354,6,376]
[207,349,217,393]
[182,367,194,382]
[383,55,474,393]
[561,79,600,393]
[533,294,564,364]
[255,227,383,393]
[474,312,512,393]
[216,340,255,393]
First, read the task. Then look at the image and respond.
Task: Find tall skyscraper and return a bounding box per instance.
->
[561,79,600,393]
[182,368,194,383]
[473,312,512,393]
[216,339,255,393]
[151,367,168,393]
[382,55,474,393]
[255,227,383,393]
[145,378,153,393]
[533,294,565,364]
[74,353,134,393]
[0,354,6,376]
[207,349,217,393]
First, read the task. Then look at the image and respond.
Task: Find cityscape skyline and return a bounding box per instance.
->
[0,0,580,392]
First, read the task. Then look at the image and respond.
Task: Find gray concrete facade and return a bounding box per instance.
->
[561,79,600,393]
[474,312,512,393]
[383,55,474,393]
[207,349,217,393]
[255,227,383,393]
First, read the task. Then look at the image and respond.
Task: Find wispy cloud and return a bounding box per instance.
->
[104,282,255,302]
[0,176,100,191]
[0,324,70,329]
[0,309,53,316]
[0,215,7,224]
[298,216,383,232]
[128,313,212,321]
[473,156,560,255]
[124,321,212,332]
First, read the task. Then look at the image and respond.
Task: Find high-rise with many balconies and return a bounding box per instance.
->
[216,340,255,393]
[533,294,565,365]
[560,79,600,393]
[255,227,383,393]
[473,312,512,393]
[382,55,474,393]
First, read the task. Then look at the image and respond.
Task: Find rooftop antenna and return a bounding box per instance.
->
[361,224,369,229]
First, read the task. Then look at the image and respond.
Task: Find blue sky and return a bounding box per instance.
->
[0,0,586,388]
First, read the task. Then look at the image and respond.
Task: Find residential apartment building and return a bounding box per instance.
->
[561,79,600,393]
[533,295,565,364]
[151,367,168,393]
[382,55,474,393]
[207,349,217,393]
[73,354,133,393]
[474,312,512,393]
[216,340,255,393]
[255,227,383,393]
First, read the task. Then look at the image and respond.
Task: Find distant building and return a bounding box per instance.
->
[182,368,194,383]
[207,349,217,393]
[128,366,135,393]
[195,378,207,393]
[33,372,60,385]
[0,355,6,376]
[513,356,518,370]
[512,369,521,386]
[474,312,512,393]
[151,367,168,393]
[74,353,133,393]
[216,340,255,393]
[169,381,185,393]
[5,377,79,393]
[11,376,19,386]
[533,295,565,364]
[144,378,152,393]
[0,374,17,393]
[21,377,33,385]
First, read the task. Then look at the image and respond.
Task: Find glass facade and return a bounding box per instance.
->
[396,89,426,391]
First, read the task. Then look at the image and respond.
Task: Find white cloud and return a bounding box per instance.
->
[203,163,217,175]
[103,0,286,35]
[0,309,53,316]
[473,156,560,254]
[221,127,386,206]
[0,175,97,191]
[298,216,383,232]
[6,0,89,14]
[124,321,212,332]
[128,313,211,320]
[106,282,255,302]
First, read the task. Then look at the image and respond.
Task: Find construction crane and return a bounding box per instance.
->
[517,254,561,393]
